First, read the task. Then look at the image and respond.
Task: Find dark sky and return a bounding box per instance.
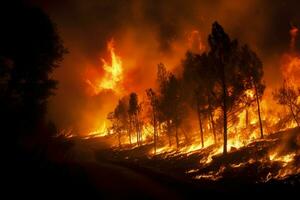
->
[30,0,300,54]
[26,0,300,133]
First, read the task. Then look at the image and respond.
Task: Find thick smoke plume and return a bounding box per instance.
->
[29,0,300,134]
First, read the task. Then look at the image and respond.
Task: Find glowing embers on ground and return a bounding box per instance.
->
[265,151,299,180]
[148,132,257,164]
[87,39,123,95]
[269,152,295,164]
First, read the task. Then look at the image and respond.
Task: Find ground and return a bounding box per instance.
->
[6,128,300,199]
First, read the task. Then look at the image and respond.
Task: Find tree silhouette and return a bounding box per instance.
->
[108,97,130,147]
[158,64,185,149]
[240,45,265,138]
[273,81,300,127]
[182,52,218,147]
[0,1,66,146]
[146,88,159,154]
[128,92,142,145]
[207,22,249,154]
[156,63,172,146]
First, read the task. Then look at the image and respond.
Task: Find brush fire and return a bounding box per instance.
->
[62,23,300,185]
[8,0,300,198]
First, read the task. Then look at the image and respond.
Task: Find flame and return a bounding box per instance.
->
[84,122,107,139]
[281,26,300,87]
[269,152,295,165]
[245,89,255,98]
[86,39,123,95]
[75,26,300,182]
[100,40,123,91]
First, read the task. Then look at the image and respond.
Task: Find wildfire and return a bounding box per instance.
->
[84,122,107,139]
[100,40,123,91]
[87,39,123,95]
[76,24,300,184]
[269,152,295,165]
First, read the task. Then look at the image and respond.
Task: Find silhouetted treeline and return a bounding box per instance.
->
[0,1,66,151]
[109,22,266,155]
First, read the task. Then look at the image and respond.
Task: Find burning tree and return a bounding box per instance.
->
[273,81,300,127]
[128,92,142,146]
[107,97,129,147]
[239,45,265,139]
[157,63,186,149]
[146,88,159,154]
[182,52,218,147]
[206,22,265,154]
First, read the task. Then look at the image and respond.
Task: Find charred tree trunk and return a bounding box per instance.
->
[128,118,132,145]
[254,83,264,139]
[153,112,157,155]
[196,102,204,148]
[221,65,228,155]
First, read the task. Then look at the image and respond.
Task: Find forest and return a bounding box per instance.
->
[2,0,300,199]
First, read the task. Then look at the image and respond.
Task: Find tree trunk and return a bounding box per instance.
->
[222,104,228,154]
[129,117,132,145]
[209,110,216,144]
[153,112,157,154]
[254,83,264,139]
[289,105,300,127]
[197,102,204,148]
[221,66,228,155]
[135,115,140,146]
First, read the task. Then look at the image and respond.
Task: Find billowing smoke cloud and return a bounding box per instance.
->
[28,0,300,134]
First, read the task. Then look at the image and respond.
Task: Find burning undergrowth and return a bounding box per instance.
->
[93,127,300,185]
[56,9,300,187]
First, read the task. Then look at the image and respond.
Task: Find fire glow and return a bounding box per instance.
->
[87,39,123,95]
[68,24,300,182]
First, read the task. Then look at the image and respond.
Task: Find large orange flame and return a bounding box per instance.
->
[100,40,123,91]
[86,39,123,95]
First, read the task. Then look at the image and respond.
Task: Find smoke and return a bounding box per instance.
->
[28,0,300,134]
